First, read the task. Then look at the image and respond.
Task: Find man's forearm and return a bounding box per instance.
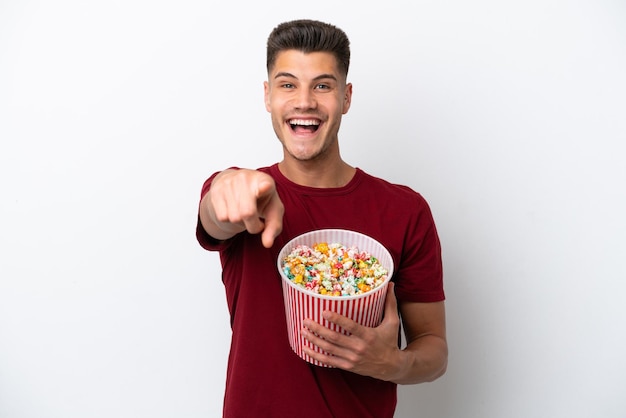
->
[390,335,448,385]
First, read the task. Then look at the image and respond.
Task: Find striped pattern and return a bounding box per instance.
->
[277,229,394,367]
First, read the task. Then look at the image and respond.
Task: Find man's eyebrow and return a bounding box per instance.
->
[273,72,338,82]
[274,71,296,79]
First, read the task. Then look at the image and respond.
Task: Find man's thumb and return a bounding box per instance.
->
[256,178,274,198]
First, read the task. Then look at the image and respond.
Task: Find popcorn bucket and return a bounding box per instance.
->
[277,229,394,367]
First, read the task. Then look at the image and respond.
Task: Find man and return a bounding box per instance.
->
[197,19,447,418]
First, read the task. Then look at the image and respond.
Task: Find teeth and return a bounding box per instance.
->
[289,119,320,126]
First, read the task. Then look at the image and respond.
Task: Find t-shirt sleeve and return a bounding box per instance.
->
[195,171,226,251]
[393,193,445,303]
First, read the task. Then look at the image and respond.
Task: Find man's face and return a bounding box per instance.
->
[264,50,352,163]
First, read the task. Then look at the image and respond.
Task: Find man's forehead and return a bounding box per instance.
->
[271,50,342,78]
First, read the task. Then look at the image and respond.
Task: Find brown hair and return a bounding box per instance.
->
[266,19,351,77]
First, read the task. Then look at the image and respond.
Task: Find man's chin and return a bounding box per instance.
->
[283,143,322,161]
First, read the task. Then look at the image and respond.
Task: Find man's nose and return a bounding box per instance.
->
[293,88,317,110]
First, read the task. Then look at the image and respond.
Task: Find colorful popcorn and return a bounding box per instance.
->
[281,242,389,296]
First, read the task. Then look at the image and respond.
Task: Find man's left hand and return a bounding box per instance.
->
[301,282,405,381]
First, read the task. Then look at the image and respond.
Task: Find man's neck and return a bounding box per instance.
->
[278,159,356,188]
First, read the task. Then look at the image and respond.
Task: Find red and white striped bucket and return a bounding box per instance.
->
[277,229,394,367]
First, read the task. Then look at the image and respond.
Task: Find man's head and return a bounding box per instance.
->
[263,20,353,168]
[266,19,351,78]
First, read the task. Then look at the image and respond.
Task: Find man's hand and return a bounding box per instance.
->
[301,282,448,384]
[199,169,284,248]
[301,283,406,381]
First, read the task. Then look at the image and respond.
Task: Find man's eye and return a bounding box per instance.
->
[281,83,295,89]
[315,84,330,90]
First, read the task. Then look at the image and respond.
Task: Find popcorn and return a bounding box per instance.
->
[281,242,388,296]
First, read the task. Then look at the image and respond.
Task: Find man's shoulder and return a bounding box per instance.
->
[357,168,427,202]
[257,164,278,176]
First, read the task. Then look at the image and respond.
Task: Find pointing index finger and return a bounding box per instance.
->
[255,177,284,248]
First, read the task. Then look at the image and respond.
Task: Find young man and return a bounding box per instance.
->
[196,19,447,418]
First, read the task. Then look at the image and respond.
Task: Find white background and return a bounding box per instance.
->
[1,1,625,417]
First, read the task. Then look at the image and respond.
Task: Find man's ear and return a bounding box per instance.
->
[264,81,271,112]
[342,82,353,114]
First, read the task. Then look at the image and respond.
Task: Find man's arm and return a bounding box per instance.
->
[393,299,447,384]
[301,283,448,384]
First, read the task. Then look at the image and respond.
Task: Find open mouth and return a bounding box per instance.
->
[289,119,320,134]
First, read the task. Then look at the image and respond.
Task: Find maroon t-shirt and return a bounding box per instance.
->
[196,164,444,418]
